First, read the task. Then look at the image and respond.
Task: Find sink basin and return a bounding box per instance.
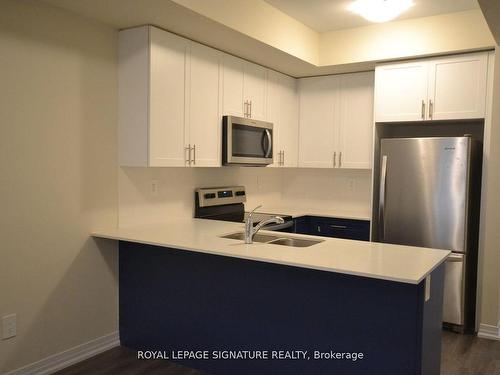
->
[267,237,322,248]
[220,232,323,248]
[221,232,279,243]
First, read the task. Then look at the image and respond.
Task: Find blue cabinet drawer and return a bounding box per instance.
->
[294,216,370,241]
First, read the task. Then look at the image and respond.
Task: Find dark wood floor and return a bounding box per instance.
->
[55,331,500,375]
[441,331,500,374]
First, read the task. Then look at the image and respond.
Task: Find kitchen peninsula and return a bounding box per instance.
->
[93,218,449,375]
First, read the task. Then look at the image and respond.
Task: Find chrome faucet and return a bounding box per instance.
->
[245,205,285,244]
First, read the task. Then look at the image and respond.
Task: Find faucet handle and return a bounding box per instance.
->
[274,216,285,224]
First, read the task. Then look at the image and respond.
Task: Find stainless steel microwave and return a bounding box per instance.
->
[222,115,273,166]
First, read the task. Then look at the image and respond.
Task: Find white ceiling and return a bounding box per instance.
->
[265,0,479,32]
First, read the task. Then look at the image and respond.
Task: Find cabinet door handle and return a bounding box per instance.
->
[421,100,426,120]
[333,152,336,168]
[282,150,285,166]
[330,225,348,229]
[243,101,248,117]
[185,144,191,166]
[339,151,342,168]
[429,99,433,119]
[192,144,196,165]
[249,100,252,118]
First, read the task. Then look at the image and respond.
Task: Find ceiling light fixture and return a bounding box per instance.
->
[348,0,414,23]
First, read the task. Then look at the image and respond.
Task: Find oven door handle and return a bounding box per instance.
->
[264,129,272,158]
[262,220,293,231]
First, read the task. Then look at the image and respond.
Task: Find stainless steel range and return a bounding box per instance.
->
[195,186,293,232]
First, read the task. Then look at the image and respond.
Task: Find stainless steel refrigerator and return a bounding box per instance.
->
[373,136,481,333]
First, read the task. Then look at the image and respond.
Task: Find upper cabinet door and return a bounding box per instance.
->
[222,54,245,117]
[428,53,488,121]
[279,74,299,167]
[266,70,281,168]
[149,27,188,167]
[298,75,339,168]
[244,62,267,120]
[374,61,428,122]
[338,72,374,169]
[187,42,221,167]
[267,71,299,168]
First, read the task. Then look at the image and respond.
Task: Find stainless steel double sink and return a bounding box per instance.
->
[220,232,323,248]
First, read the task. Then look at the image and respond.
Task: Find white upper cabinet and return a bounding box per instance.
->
[267,70,299,167]
[375,52,488,122]
[244,62,268,120]
[374,61,428,122]
[279,74,299,167]
[119,26,188,167]
[338,72,374,169]
[428,53,488,120]
[221,54,245,118]
[120,26,487,170]
[149,27,188,167]
[298,72,374,169]
[266,70,280,168]
[119,26,221,167]
[222,54,267,120]
[186,42,222,167]
[298,75,339,168]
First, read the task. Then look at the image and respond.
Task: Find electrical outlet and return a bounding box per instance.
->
[348,178,356,192]
[150,180,159,196]
[2,314,17,340]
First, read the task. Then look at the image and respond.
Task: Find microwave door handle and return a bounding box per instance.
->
[264,129,272,158]
[379,155,388,241]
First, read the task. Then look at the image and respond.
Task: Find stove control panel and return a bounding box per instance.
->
[196,186,246,207]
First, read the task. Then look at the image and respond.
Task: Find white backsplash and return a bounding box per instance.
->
[280,168,372,215]
[118,167,372,227]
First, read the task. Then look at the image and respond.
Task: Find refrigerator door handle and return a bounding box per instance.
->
[379,155,388,241]
[443,252,465,325]
[447,253,464,262]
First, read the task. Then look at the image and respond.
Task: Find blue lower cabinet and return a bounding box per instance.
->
[294,216,370,241]
[119,241,444,375]
[293,216,310,234]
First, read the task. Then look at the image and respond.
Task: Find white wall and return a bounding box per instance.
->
[42,1,495,77]
[319,9,494,67]
[280,169,372,216]
[0,1,118,373]
[171,0,320,65]
[118,167,372,227]
[119,167,282,227]
[478,47,500,329]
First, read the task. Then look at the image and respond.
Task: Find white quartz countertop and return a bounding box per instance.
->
[252,206,371,221]
[92,219,449,284]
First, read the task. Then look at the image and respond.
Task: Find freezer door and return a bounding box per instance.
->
[443,253,465,325]
[379,137,470,252]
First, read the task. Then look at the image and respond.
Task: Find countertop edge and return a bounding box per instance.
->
[91,231,449,285]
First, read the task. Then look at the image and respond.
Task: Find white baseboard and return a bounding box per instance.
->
[478,323,500,341]
[4,331,120,375]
